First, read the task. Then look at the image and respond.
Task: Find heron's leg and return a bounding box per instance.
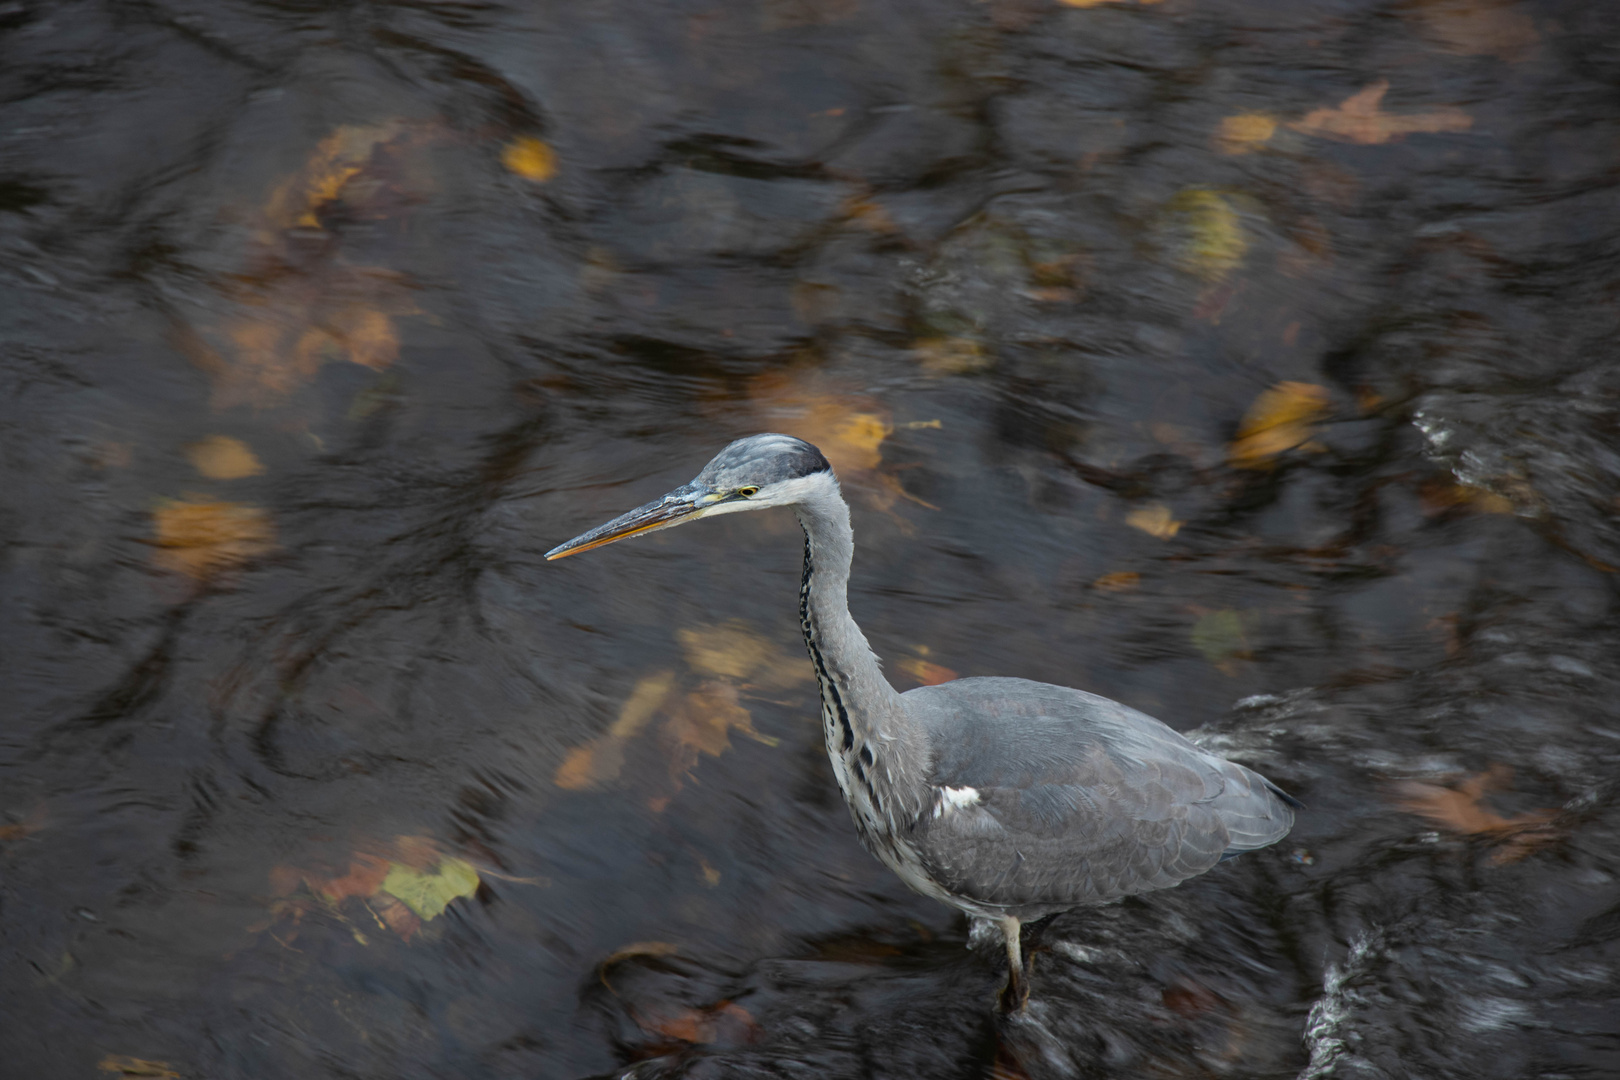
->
[996,915,1028,1012]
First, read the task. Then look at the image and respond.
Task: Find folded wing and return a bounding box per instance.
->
[903,678,1296,913]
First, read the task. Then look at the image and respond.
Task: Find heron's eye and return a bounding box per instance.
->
[737,486,759,498]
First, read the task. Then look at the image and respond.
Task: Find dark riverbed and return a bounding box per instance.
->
[4,0,1619,1077]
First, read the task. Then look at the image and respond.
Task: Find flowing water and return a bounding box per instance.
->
[3,0,1619,1077]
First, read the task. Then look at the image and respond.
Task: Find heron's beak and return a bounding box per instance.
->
[545,487,713,561]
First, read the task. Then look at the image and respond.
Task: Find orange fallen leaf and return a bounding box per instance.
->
[898,657,958,686]
[186,435,264,480]
[1420,479,1514,516]
[644,1001,759,1045]
[665,681,776,774]
[1228,382,1331,469]
[1395,765,1559,863]
[502,137,557,182]
[1290,81,1472,145]
[744,377,895,475]
[1093,570,1141,592]
[1215,113,1277,154]
[306,853,393,904]
[1125,502,1181,539]
[151,500,274,579]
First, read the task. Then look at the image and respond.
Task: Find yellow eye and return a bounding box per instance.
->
[737,486,759,498]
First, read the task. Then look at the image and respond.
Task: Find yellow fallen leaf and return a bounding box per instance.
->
[677,623,809,690]
[1290,81,1472,145]
[831,413,892,470]
[502,137,557,182]
[1215,113,1277,154]
[699,859,722,887]
[611,671,678,737]
[1229,382,1331,469]
[380,856,480,920]
[1093,570,1141,592]
[262,122,404,233]
[1164,189,1249,281]
[1125,503,1181,539]
[186,435,264,480]
[98,1057,180,1079]
[151,500,274,578]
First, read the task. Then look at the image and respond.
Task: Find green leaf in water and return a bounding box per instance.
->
[380,857,480,920]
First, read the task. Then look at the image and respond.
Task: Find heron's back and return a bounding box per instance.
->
[899,677,1297,917]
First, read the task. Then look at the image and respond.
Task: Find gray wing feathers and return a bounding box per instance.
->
[902,678,1295,913]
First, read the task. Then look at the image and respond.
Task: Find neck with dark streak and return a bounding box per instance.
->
[792,473,926,824]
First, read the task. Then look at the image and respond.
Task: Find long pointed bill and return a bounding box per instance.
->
[545,489,711,560]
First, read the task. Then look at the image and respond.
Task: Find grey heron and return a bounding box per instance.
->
[546,434,1301,1011]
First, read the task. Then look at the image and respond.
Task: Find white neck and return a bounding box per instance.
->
[789,472,926,822]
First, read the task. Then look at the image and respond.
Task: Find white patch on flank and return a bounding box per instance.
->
[933,785,981,818]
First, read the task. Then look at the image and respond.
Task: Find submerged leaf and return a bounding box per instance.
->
[915,337,993,375]
[151,500,274,578]
[1229,382,1331,469]
[186,435,265,480]
[1162,189,1249,281]
[678,621,809,690]
[644,1001,758,1045]
[1191,610,1252,667]
[555,671,676,789]
[1125,503,1182,539]
[502,137,557,182]
[261,122,404,233]
[1394,766,1559,863]
[1291,81,1472,145]
[380,857,481,920]
[1093,570,1141,592]
[897,657,958,686]
[1215,113,1278,154]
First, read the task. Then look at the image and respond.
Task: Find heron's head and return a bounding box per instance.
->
[545,434,833,560]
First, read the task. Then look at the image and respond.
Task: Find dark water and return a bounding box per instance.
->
[4,0,1620,1077]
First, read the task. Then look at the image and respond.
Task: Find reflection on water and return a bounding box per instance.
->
[3,0,1619,1077]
